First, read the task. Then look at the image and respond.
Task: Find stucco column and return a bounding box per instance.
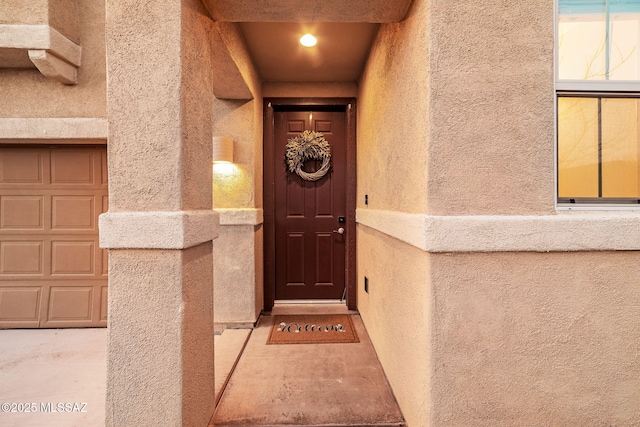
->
[102,1,216,426]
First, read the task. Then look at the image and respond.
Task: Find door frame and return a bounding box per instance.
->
[263,98,357,311]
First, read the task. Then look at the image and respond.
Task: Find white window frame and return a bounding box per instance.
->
[555,1,640,210]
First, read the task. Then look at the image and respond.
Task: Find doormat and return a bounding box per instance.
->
[267,314,359,345]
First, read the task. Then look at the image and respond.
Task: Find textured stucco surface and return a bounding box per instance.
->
[0,1,49,25]
[356,1,640,426]
[105,0,215,425]
[106,0,213,211]
[213,225,263,326]
[427,0,555,215]
[213,208,264,326]
[358,0,429,214]
[0,0,105,118]
[431,251,640,426]
[356,1,430,425]
[213,99,260,209]
[357,226,431,427]
[107,245,214,427]
[99,210,219,249]
[211,27,264,328]
[0,117,107,141]
[106,0,183,211]
[1,0,79,42]
[357,208,640,252]
[48,0,80,42]
[215,21,262,100]
[262,82,358,98]
[217,208,263,225]
[203,0,412,23]
[180,0,215,211]
[211,22,252,100]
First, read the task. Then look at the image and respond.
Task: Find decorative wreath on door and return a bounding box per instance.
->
[285,130,332,181]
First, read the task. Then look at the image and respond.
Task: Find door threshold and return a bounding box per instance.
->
[270,300,357,316]
[274,299,345,305]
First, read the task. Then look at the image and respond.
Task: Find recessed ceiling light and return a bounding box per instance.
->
[299,33,317,47]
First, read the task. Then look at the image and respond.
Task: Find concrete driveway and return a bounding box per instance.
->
[0,328,106,427]
[0,327,248,427]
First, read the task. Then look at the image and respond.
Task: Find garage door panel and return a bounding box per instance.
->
[51,150,95,185]
[40,283,105,328]
[51,241,94,275]
[101,149,108,184]
[0,286,41,326]
[101,247,108,276]
[102,194,109,214]
[1,196,44,230]
[47,286,93,320]
[0,241,43,275]
[0,150,44,184]
[51,195,95,230]
[0,146,107,328]
[100,286,108,322]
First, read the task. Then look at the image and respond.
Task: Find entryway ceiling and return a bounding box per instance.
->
[238,22,380,82]
[203,0,413,82]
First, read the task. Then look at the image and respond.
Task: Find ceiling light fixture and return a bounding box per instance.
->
[299,33,317,47]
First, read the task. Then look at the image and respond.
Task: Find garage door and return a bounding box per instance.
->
[0,146,108,328]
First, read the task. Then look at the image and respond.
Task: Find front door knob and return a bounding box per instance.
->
[333,227,345,235]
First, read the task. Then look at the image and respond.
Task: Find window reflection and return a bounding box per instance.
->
[558,1,640,80]
[558,97,640,199]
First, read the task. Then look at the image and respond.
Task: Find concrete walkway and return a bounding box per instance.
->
[0,327,250,427]
[0,307,403,426]
[0,328,107,427]
[212,314,406,427]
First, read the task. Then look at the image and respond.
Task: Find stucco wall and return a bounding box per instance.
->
[358,0,640,425]
[0,0,78,40]
[212,124,263,327]
[357,226,431,427]
[427,0,555,215]
[356,0,430,425]
[431,251,640,426]
[263,82,357,98]
[213,225,261,327]
[0,0,106,118]
[212,23,264,328]
[104,0,216,425]
[213,99,260,208]
[357,0,429,215]
[107,245,215,427]
[1,1,49,25]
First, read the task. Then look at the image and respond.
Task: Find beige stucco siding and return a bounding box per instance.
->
[211,23,264,328]
[1,2,49,25]
[431,251,640,426]
[356,0,431,425]
[213,98,260,209]
[357,226,431,427]
[357,0,639,425]
[0,0,106,118]
[106,0,212,212]
[262,82,358,98]
[357,0,429,215]
[427,0,555,215]
[104,0,216,424]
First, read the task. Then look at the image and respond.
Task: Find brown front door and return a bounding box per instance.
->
[265,100,356,307]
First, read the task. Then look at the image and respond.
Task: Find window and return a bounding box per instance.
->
[557,0,640,205]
